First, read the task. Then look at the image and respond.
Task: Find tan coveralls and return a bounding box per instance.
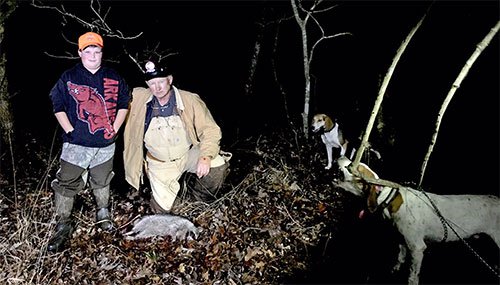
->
[123,86,228,212]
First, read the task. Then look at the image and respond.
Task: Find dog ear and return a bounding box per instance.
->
[324,116,334,130]
[367,185,379,213]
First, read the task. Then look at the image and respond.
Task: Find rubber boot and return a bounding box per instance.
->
[93,186,114,231]
[96,208,113,231]
[47,193,74,253]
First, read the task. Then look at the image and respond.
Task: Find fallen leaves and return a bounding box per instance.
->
[0,130,346,284]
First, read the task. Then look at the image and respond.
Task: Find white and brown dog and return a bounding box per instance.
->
[367,185,500,285]
[311,114,348,170]
[335,157,500,285]
[334,155,379,197]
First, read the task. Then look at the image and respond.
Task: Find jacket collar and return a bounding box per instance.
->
[173,86,185,111]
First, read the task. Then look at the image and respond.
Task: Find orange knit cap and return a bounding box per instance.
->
[78,32,103,50]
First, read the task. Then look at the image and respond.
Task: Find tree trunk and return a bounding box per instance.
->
[0,0,18,192]
[418,20,500,187]
[244,15,265,98]
[0,0,16,142]
[351,13,427,175]
[291,0,311,138]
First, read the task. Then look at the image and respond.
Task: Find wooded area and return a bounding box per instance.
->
[0,1,498,284]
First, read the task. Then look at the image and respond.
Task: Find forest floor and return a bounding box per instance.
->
[0,128,498,284]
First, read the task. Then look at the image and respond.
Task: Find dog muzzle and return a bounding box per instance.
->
[311,126,322,133]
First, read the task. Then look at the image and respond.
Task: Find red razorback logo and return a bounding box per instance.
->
[67,82,115,139]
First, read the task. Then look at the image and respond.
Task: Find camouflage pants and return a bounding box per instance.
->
[52,143,115,197]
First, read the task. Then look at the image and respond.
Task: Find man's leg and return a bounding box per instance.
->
[180,148,232,202]
[188,160,230,202]
[146,156,184,213]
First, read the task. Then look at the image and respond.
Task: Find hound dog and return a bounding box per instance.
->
[367,185,500,285]
[334,158,500,285]
[311,114,349,170]
[334,155,379,197]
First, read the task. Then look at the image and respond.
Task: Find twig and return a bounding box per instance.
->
[8,132,16,205]
[351,7,429,173]
[117,214,141,230]
[279,202,302,227]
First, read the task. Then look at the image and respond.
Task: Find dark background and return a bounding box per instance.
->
[6,0,498,195]
[3,1,499,283]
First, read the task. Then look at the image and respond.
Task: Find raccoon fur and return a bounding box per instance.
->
[124,214,200,241]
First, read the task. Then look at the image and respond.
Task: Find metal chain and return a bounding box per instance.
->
[418,189,448,242]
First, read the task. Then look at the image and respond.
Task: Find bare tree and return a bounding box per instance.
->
[0,0,17,140]
[290,0,351,138]
[31,0,179,76]
[272,17,293,128]
[418,20,500,187]
[351,14,426,174]
[244,10,266,98]
[347,8,428,190]
[0,0,18,187]
[31,0,142,41]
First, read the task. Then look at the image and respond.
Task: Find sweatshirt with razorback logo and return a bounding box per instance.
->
[50,63,130,147]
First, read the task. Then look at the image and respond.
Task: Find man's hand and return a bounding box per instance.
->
[196,157,211,178]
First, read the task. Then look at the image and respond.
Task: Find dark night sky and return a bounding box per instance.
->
[5,0,499,194]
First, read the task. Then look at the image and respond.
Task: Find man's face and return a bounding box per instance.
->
[146,76,173,99]
[79,45,102,72]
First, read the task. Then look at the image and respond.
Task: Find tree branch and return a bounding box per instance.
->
[418,20,500,187]
[350,10,428,176]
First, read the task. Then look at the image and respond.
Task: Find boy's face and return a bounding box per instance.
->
[78,45,103,72]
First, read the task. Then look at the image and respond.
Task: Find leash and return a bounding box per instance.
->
[416,187,500,279]
[416,189,449,242]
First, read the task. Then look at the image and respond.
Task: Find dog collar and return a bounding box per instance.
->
[375,187,402,215]
[323,123,337,133]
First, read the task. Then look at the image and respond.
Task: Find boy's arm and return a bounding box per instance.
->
[54,111,74,133]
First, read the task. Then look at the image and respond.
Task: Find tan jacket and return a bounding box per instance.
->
[123,86,222,190]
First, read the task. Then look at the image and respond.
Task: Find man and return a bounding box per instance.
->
[123,60,230,213]
[48,32,130,252]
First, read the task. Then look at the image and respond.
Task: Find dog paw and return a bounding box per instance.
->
[325,165,332,170]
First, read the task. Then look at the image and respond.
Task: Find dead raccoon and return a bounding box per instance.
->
[124,214,200,241]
